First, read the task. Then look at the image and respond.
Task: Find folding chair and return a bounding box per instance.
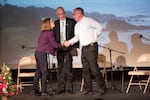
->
[17,56,41,92]
[126,53,150,94]
[98,54,107,85]
[115,55,127,91]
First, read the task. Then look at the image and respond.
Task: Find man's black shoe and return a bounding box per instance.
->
[99,86,106,95]
[79,90,93,95]
[66,90,73,94]
[56,89,65,94]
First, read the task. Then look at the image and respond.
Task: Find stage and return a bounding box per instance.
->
[6,81,150,100]
[1,1,150,100]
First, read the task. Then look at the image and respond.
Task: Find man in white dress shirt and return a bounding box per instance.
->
[64,7,106,95]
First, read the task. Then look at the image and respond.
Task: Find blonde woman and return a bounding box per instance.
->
[33,18,61,96]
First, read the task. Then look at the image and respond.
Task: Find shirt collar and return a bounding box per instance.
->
[60,18,66,23]
[78,16,85,23]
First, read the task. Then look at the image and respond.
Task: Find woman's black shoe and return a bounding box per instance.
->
[31,90,41,96]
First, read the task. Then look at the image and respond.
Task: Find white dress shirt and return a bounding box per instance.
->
[69,16,102,46]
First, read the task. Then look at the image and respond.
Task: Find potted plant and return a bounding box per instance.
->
[0,63,19,100]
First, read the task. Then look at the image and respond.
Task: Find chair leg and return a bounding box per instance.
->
[17,77,21,93]
[102,64,107,87]
[19,80,23,93]
[17,77,20,94]
[143,76,150,94]
[139,81,143,91]
[17,77,19,90]
[137,75,143,91]
[104,69,108,88]
[126,75,133,93]
[80,78,84,92]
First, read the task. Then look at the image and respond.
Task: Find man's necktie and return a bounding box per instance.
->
[60,21,64,44]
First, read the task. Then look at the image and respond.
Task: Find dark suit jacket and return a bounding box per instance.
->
[53,17,79,56]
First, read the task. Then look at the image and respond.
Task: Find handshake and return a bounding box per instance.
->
[62,41,71,47]
[57,41,71,52]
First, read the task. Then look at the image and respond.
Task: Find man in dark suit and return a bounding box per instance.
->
[53,7,79,94]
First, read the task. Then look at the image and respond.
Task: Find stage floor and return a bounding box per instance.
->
[7,81,150,100]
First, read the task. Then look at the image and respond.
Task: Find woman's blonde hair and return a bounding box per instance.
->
[41,18,52,31]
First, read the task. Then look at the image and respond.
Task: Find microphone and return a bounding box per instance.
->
[21,45,25,49]
[139,34,150,41]
[21,45,36,49]
[139,34,143,38]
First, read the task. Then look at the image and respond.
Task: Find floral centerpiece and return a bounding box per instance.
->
[0,63,19,98]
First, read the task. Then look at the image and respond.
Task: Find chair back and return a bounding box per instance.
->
[98,54,106,63]
[134,53,150,70]
[17,56,36,75]
[137,54,150,63]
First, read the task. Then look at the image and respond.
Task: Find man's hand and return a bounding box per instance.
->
[63,41,71,47]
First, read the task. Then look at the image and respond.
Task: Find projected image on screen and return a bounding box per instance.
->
[0,0,150,68]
